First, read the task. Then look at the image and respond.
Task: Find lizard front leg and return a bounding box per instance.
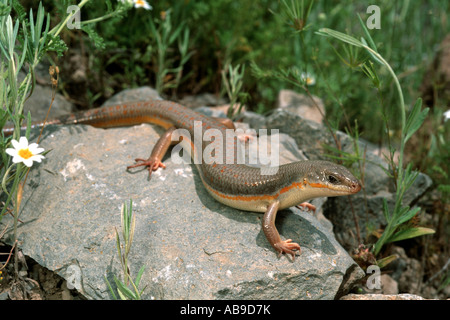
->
[127,126,177,180]
[262,201,301,260]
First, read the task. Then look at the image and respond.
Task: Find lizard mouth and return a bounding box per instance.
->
[349,181,362,194]
[325,180,362,195]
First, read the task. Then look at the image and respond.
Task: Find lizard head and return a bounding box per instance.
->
[302,160,362,196]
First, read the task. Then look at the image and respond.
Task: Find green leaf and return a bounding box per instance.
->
[81,25,105,50]
[114,276,136,300]
[17,20,28,72]
[387,227,435,243]
[356,13,385,65]
[361,60,381,88]
[382,198,390,223]
[401,165,419,191]
[404,98,429,143]
[25,111,31,139]
[121,202,129,239]
[105,0,113,13]
[169,23,185,46]
[4,16,16,58]
[115,227,122,262]
[360,37,383,65]
[395,206,421,227]
[316,28,364,48]
[376,254,398,268]
[135,265,145,288]
[357,13,378,52]
[0,2,12,16]
[104,276,118,300]
[0,37,9,60]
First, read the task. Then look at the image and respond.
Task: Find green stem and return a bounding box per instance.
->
[364,44,408,214]
[362,47,408,256]
[363,46,406,171]
[80,10,120,26]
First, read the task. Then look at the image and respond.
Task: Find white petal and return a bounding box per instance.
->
[18,136,29,148]
[28,144,44,155]
[11,139,20,150]
[30,155,44,162]
[12,155,24,163]
[23,158,33,167]
[135,0,152,9]
[444,110,450,122]
[5,148,18,156]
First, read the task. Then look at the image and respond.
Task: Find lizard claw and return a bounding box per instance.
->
[127,157,165,179]
[274,239,301,261]
[238,133,255,142]
[296,202,316,213]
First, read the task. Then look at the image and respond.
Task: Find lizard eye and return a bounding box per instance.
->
[327,175,339,184]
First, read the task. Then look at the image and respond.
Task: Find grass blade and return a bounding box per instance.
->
[135,265,145,288]
[316,28,364,48]
[114,276,136,300]
[357,13,378,52]
[404,98,429,143]
[395,207,421,227]
[387,227,435,243]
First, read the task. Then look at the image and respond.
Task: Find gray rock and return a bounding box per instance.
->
[22,85,74,121]
[278,90,325,124]
[380,274,399,295]
[101,86,162,106]
[194,106,227,119]
[178,93,227,109]
[386,246,423,294]
[240,111,267,131]
[0,291,9,300]
[1,120,363,300]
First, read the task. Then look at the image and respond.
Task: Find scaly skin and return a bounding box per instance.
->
[4,100,362,260]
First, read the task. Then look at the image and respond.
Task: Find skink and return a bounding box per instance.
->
[3,100,361,260]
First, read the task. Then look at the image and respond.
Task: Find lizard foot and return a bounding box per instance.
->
[127,157,165,179]
[274,239,301,261]
[237,133,255,142]
[296,202,316,213]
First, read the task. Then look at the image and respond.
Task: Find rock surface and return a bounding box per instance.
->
[1,91,365,299]
[278,90,325,124]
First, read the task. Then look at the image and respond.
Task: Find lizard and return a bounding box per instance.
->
[3,99,361,260]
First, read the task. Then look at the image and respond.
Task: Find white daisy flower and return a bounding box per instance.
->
[134,0,152,10]
[301,72,316,86]
[119,0,152,10]
[5,136,45,167]
[444,109,450,122]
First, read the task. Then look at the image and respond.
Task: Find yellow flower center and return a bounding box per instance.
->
[18,148,33,159]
